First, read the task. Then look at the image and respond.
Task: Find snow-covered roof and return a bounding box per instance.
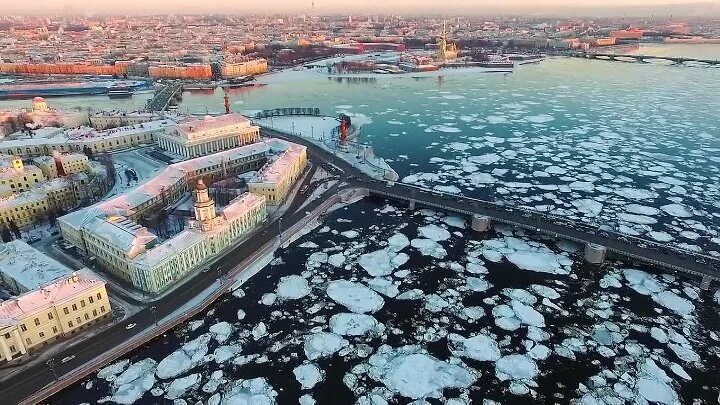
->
[0,119,176,150]
[0,189,47,210]
[222,192,266,221]
[86,216,157,256]
[132,230,205,269]
[251,144,305,184]
[175,113,252,141]
[0,240,76,292]
[0,271,104,324]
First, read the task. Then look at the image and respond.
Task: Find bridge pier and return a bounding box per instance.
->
[471,215,492,232]
[700,275,712,290]
[584,243,607,264]
[408,200,416,211]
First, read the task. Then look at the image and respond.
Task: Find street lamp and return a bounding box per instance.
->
[150,306,158,326]
[46,358,58,381]
[278,217,283,239]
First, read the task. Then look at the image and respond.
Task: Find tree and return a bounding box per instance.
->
[83,145,94,160]
[8,221,20,240]
[0,227,12,242]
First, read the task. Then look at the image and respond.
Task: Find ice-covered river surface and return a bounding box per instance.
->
[51,199,720,404]
[188,55,720,253]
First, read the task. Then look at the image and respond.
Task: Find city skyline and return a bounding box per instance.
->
[1,0,719,16]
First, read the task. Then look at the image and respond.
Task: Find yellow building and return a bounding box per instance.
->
[0,190,49,228]
[0,272,110,361]
[32,153,89,179]
[0,154,45,197]
[248,144,307,205]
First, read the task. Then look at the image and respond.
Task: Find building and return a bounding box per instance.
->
[0,190,50,228]
[610,29,644,40]
[220,58,269,78]
[131,182,267,292]
[594,37,617,47]
[0,119,176,158]
[32,153,89,179]
[157,113,260,159]
[58,139,304,292]
[0,271,110,362]
[89,111,160,130]
[148,64,212,80]
[0,154,45,197]
[0,240,78,293]
[248,144,308,205]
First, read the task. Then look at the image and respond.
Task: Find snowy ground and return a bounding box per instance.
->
[52,198,720,405]
[104,148,168,200]
[253,116,399,181]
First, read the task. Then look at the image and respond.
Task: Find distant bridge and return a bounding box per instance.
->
[145,83,183,112]
[569,52,720,66]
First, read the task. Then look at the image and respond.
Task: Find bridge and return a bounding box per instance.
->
[262,127,720,288]
[569,52,720,66]
[145,83,183,112]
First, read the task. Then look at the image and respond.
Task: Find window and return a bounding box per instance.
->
[76,317,81,324]
[25,338,31,345]
[72,304,77,311]
[52,326,58,334]
[38,332,44,338]
[97,292,102,300]
[63,307,69,315]
[89,296,94,304]
[20,324,27,332]
[80,300,85,308]
[93,309,97,317]
[68,321,73,328]
[48,312,53,320]
[100,306,105,313]
[84,314,90,321]
[34,318,40,326]
[9,345,15,352]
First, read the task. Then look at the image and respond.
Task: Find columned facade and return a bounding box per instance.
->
[158,113,260,159]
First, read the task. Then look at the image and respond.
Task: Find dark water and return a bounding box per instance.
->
[49,197,720,404]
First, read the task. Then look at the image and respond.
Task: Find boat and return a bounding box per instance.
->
[107,84,134,99]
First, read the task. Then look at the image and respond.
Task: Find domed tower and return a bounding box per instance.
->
[32,97,49,112]
[193,179,216,224]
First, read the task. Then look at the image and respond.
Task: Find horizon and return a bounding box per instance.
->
[1,0,719,17]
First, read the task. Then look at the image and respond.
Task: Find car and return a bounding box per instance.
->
[300,185,309,194]
[125,323,137,330]
[61,355,75,363]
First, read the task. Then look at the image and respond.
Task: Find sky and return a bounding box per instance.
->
[1,0,717,16]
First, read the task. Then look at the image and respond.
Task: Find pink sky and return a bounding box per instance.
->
[0,0,714,15]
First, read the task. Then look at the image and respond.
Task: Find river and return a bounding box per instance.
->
[16,43,720,404]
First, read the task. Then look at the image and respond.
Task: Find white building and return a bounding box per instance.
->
[157,113,260,159]
[89,111,160,130]
[0,119,176,158]
[57,139,305,293]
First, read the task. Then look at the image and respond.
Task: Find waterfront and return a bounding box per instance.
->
[33,44,720,404]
